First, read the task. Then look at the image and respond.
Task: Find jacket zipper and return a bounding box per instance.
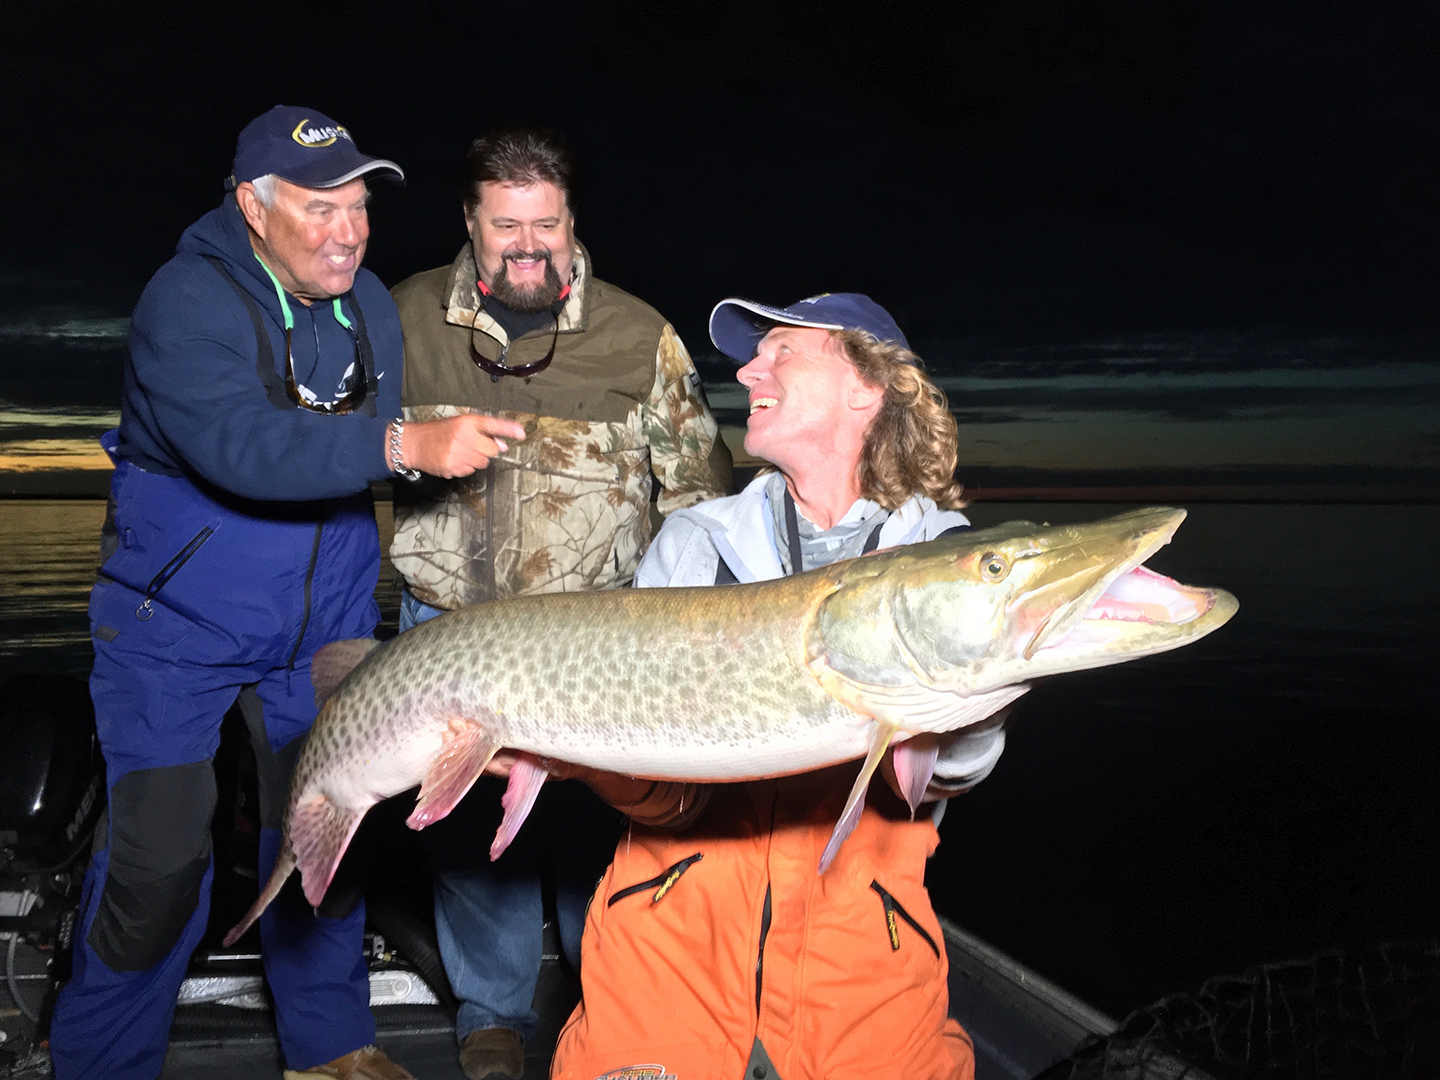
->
[483,377,501,601]
[134,526,214,620]
[755,884,773,1014]
[285,523,323,670]
[606,853,703,906]
[755,786,779,1015]
[869,881,940,959]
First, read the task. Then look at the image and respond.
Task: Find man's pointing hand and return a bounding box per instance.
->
[398,414,528,478]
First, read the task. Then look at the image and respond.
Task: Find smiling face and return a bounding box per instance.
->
[736,326,885,477]
[468,180,576,312]
[237,177,370,302]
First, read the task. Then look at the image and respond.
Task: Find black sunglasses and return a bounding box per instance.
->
[285,320,367,414]
[469,312,560,383]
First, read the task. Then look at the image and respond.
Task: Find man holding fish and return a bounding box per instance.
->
[222,281,1234,1074]
[548,294,1002,1080]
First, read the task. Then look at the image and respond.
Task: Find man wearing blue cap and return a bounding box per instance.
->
[48,106,516,1080]
[548,294,1001,1080]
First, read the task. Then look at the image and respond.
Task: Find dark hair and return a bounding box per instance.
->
[463,128,576,216]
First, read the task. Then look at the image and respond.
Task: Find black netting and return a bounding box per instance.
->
[1035,941,1440,1080]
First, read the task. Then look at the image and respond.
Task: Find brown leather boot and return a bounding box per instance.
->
[458,1027,526,1080]
[283,1044,417,1080]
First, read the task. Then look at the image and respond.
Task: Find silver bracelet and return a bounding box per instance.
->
[389,420,421,481]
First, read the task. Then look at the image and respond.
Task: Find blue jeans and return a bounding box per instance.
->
[399,590,621,1043]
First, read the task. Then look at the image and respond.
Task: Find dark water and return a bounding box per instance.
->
[4,322,1439,497]
[1,498,1437,1022]
[933,500,1440,1019]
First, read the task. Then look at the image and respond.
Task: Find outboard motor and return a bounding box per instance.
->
[0,674,104,1066]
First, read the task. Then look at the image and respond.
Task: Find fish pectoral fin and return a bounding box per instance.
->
[290,796,366,909]
[892,735,941,818]
[311,638,382,707]
[489,755,549,861]
[407,723,500,830]
[820,723,898,873]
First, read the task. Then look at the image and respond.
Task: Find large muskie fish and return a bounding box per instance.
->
[225,506,1235,944]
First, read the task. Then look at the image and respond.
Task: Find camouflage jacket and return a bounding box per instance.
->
[389,244,733,609]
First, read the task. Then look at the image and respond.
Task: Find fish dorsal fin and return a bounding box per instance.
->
[406,721,500,829]
[820,723,896,873]
[311,638,382,707]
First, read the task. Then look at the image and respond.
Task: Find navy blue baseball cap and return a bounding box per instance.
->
[230,105,404,190]
[709,293,911,362]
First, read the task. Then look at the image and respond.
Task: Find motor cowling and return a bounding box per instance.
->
[0,674,104,872]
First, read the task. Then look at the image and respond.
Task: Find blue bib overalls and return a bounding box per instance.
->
[49,450,382,1078]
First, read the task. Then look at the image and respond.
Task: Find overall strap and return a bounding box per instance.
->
[782,490,805,574]
[343,291,379,418]
[861,520,885,554]
[201,255,294,411]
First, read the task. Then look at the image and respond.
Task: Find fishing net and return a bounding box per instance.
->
[1035,941,1440,1080]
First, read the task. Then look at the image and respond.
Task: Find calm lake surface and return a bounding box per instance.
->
[1,496,1436,1020]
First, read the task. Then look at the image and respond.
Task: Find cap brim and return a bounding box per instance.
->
[314,159,406,187]
[276,158,406,189]
[708,298,844,362]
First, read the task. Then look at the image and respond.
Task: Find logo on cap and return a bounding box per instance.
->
[797,294,832,304]
[291,118,354,149]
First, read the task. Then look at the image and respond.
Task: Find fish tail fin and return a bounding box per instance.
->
[819,723,897,873]
[311,638,382,707]
[891,736,940,818]
[222,840,298,947]
[490,755,549,861]
[406,723,500,829]
[290,795,366,908]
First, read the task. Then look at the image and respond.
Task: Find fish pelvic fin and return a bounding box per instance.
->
[892,735,941,818]
[406,722,500,830]
[820,723,897,873]
[490,755,549,861]
[311,638,382,707]
[222,840,298,947]
[290,795,366,908]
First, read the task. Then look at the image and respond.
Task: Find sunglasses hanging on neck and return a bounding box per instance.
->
[253,254,367,414]
[469,277,572,382]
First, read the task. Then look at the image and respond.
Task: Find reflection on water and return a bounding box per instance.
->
[0,500,105,663]
[0,499,402,675]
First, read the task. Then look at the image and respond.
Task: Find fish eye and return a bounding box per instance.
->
[980,553,1010,582]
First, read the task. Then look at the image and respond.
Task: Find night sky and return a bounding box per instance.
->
[4,0,1436,343]
[2,0,1438,491]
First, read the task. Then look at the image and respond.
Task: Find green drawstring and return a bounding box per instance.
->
[253,252,352,330]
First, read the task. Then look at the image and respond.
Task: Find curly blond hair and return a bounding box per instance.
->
[831,328,965,510]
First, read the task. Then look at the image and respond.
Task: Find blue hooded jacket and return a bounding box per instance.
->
[117,193,401,501]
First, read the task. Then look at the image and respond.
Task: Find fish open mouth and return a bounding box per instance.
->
[1033,562,1230,664]
[1083,564,1213,625]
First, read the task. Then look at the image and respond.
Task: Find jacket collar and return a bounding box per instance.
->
[442,241,591,343]
[690,473,936,584]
